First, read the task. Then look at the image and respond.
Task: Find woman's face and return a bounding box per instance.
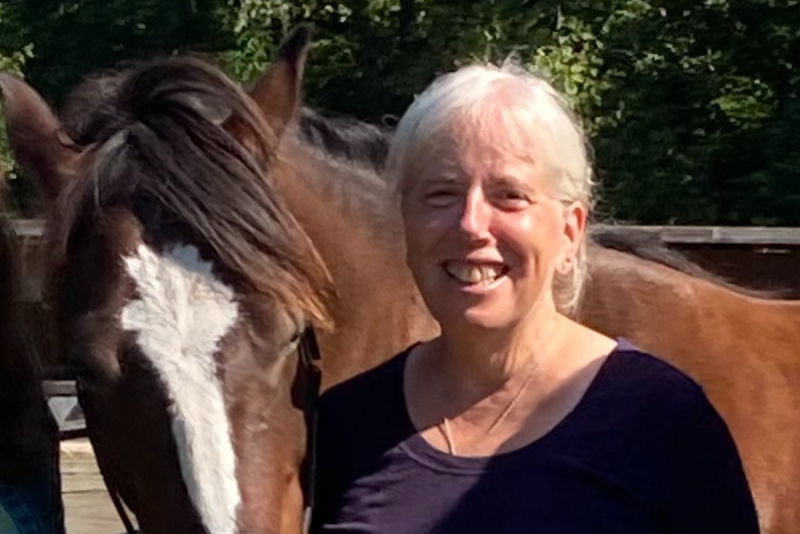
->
[400,124,585,333]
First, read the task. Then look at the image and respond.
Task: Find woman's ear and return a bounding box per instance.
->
[560,201,587,272]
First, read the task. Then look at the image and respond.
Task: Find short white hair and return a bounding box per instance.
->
[386,62,595,315]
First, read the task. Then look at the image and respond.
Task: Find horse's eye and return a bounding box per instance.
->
[277,329,304,359]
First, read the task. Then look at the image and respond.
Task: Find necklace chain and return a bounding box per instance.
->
[436,322,559,456]
[437,356,541,455]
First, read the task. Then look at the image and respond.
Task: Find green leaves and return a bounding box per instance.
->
[0,0,234,104]
[0,3,33,211]
[0,0,796,223]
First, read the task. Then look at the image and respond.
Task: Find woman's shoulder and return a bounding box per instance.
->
[316,345,417,456]
[318,345,414,417]
[591,341,758,532]
[579,339,740,472]
[598,338,719,420]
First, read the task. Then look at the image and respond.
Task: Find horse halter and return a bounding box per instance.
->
[93,325,324,534]
[298,325,323,534]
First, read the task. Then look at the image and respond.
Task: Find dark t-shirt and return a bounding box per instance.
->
[312,339,759,534]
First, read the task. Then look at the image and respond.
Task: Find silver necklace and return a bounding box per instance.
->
[437,353,543,456]
[436,321,559,456]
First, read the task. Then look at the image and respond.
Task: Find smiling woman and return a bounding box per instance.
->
[311,62,760,534]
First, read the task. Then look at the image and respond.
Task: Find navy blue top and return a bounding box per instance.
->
[311,340,759,534]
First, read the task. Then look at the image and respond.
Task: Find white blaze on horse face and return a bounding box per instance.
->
[121,244,240,534]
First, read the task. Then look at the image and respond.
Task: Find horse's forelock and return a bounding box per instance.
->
[52,57,333,328]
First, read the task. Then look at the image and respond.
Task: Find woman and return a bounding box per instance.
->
[312,62,759,533]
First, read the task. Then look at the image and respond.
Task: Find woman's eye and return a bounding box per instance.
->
[425,189,459,205]
[493,190,530,208]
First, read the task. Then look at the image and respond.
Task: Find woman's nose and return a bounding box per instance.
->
[458,189,492,239]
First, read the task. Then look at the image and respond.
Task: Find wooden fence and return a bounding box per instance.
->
[590,224,800,294]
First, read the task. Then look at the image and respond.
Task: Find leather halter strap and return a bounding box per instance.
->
[298,326,323,534]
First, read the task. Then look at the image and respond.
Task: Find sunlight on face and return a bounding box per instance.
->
[401,121,585,334]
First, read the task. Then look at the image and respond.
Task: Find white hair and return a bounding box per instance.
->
[386,62,595,315]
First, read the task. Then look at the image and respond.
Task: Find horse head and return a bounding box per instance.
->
[1,26,330,534]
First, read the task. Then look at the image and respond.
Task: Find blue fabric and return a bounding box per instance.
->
[0,465,65,534]
[312,339,760,534]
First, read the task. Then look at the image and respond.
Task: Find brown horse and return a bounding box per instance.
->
[0,29,340,534]
[1,26,797,534]
[0,175,64,533]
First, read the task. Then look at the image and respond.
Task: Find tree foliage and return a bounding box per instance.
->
[0,0,797,224]
[0,3,33,210]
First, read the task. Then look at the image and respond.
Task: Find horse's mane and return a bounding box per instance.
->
[297,107,391,174]
[0,189,54,481]
[53,57,332,324]
[590,228,794,299]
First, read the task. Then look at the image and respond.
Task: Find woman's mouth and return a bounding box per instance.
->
[443,260,510,286]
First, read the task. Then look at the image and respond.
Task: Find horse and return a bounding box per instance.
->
[0,175,64,533]
[1,25,797,534]
[0,25,427,534]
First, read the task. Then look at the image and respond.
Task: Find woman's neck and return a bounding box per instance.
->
[432,306,563,401]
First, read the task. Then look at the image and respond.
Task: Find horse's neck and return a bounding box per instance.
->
[276,140,437,388]
[759,295,800,340]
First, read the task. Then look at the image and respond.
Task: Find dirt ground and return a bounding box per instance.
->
[60,439,137,534]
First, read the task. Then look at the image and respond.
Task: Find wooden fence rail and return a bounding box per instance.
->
[8,218,800,245]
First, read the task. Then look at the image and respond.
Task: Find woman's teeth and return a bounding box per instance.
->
[445,263,504,284]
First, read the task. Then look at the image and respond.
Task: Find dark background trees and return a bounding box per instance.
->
[1,0,797,224]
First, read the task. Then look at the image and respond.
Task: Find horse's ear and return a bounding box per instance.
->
[0,73,80,201]
[247,24,312,139]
